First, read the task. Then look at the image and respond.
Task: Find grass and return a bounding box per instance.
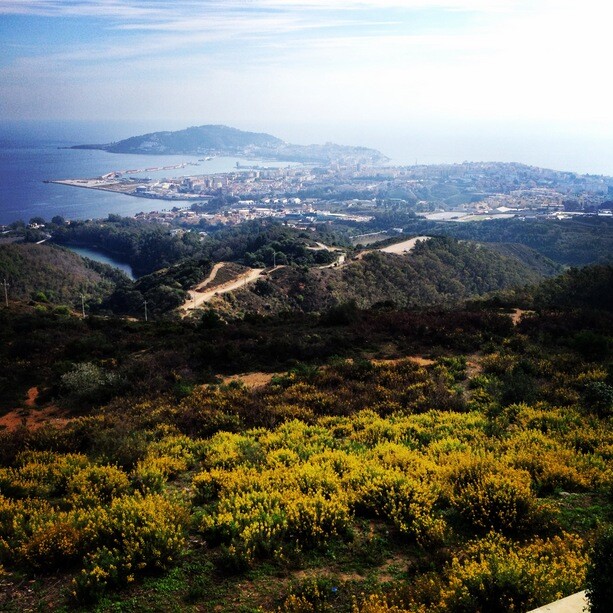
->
[553,492,613,532]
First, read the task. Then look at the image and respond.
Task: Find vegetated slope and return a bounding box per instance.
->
[532,264,613,311]
[395,217,613,267]
[102,257,214,317]
[219,237,552,316]
[100,125,282,154]
[53,216,205,277]
[53,217,347,277]
[0,243,123,306]
[0,273,611,611]
[71,124,388,163]
[482,242,561,277]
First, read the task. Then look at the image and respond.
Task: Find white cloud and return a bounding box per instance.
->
[1,0,612,134]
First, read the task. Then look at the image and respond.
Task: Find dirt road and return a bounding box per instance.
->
[379,236,431,254]
[181,267,265,314]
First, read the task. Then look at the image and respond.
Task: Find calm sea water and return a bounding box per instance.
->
[0,124,290,225]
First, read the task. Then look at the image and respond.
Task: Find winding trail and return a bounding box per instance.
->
[180,265,266,315]
[194,262,226,292]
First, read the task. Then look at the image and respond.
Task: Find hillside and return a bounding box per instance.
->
[398,217,613,268]
[208,237,556,317]
[0,243,125,307]
[0,268,611,611]
[72,124,388,164]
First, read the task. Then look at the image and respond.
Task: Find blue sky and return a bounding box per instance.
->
[1,1,612,155]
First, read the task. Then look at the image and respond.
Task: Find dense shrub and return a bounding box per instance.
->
[70,494,188,603]
[585,524,613,613]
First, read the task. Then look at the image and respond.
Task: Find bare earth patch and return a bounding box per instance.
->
[0,387,71,432]
[379,236,431,254]
[510,308,534,325]
[373,356,435,367]
[221,372,276,389]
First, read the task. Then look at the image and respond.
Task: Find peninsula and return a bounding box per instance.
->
[71,124,388,165]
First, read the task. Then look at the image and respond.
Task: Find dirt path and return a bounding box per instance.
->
[379,236,431,254]
[181,267,265,314]
[318,253,346,269]
[194,262,226,292]
[179,262,225,314]
[307,241,335,251]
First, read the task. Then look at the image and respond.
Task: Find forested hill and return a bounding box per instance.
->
[212,237,555,316]
[394,216,613,267]
[72,124,388,164]
[0,243,125,307]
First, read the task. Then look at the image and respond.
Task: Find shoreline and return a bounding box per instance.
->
[47,179,200,201]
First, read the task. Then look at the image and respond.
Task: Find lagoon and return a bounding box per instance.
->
[64,245,135,280]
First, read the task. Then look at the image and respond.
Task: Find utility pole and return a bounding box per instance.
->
[143,300,148,322]
[3,278,8,307]
[81,294,86,318]
[273,251,276,268]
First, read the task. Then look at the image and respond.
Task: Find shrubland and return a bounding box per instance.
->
[0,271,611,610]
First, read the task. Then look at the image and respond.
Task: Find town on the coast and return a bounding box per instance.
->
[47,159,613,229]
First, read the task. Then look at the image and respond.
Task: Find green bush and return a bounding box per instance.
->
[586,525,613,613]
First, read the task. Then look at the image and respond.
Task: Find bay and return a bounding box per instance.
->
[0,136,291,225]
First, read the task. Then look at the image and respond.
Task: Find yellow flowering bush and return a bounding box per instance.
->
[0,451,88,498]
[349,464,444,544]
[442,451,541,533]
[71,493,188,603]
[66,464,130,507]
[438,531,587,612]
[131,432,206,493]
[450,469,537,532]
[0,495,56,564]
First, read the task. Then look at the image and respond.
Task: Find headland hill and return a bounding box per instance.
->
[68,124,388,165]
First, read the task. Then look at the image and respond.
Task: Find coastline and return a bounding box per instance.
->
[47,178,200,201]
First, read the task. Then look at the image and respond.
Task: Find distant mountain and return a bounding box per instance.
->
[72,124,388,164]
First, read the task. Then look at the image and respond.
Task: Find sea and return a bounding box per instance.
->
[0,122,292,227]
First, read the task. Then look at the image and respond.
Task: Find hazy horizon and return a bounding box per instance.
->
[1,1,612,175]
[2,117,613,178]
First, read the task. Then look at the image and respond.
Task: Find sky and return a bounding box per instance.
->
[1,1,612,169]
